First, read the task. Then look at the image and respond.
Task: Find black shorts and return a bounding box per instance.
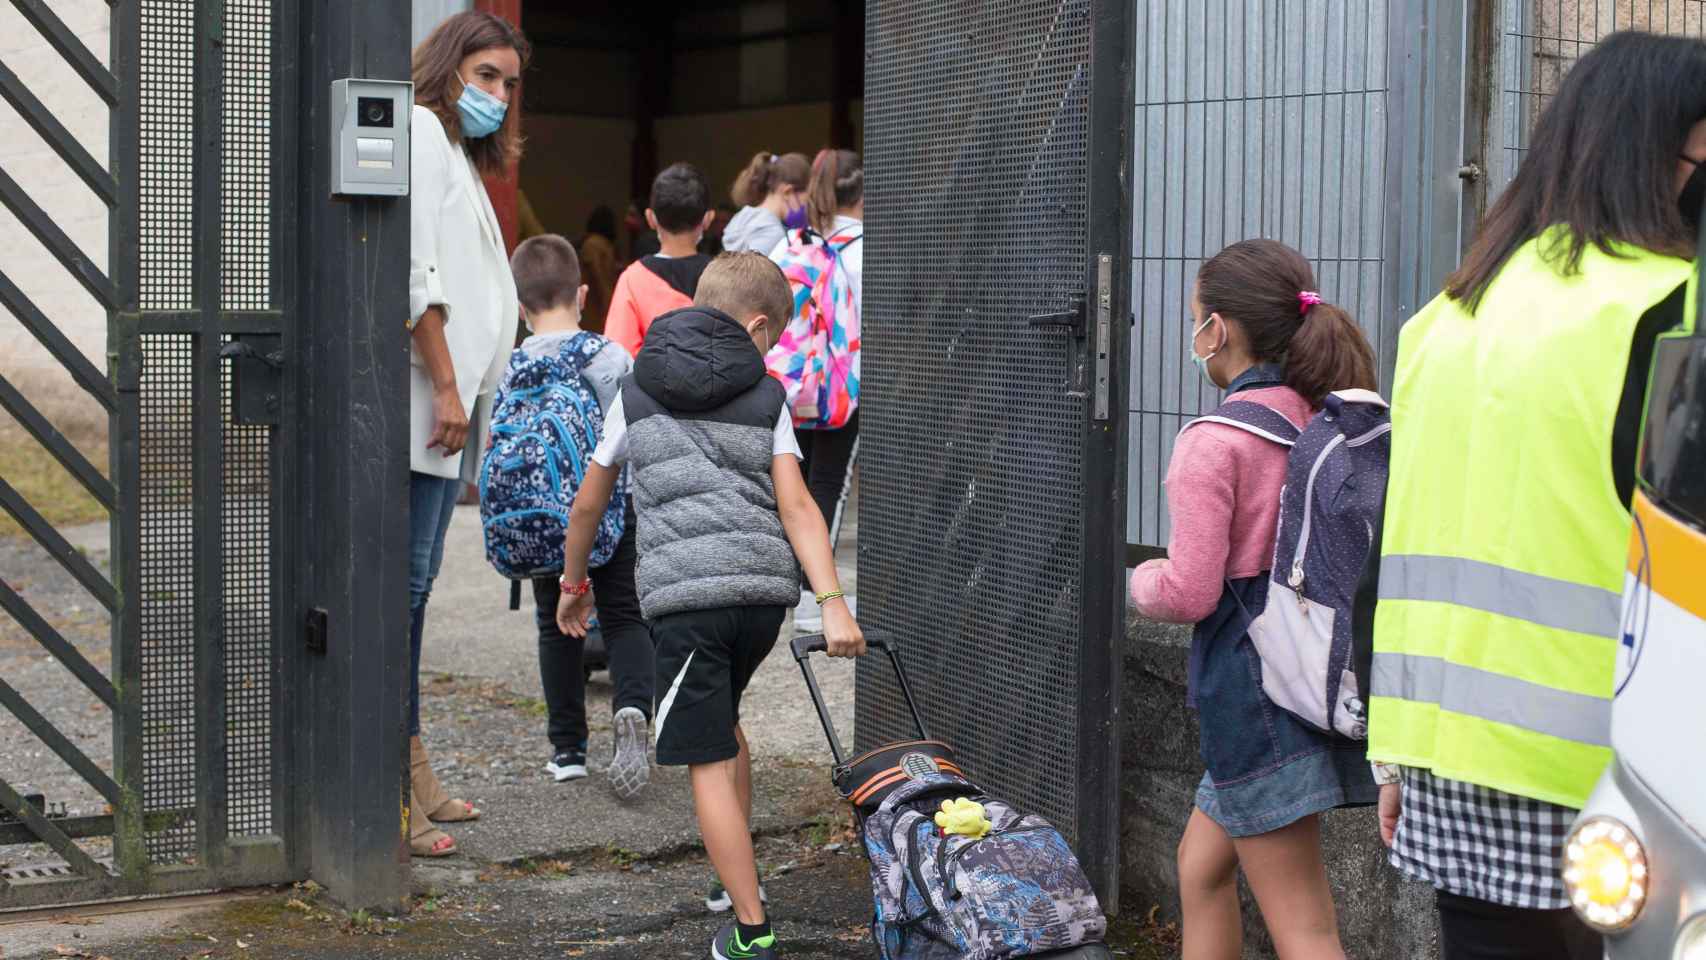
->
[651,605,786,766]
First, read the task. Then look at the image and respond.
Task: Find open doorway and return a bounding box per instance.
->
[513,1,865,274]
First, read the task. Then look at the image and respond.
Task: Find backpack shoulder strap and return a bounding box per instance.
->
[1182,399,1301,447]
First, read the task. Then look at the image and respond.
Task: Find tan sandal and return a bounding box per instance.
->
[411,736,482,823]
[409,787,458,858]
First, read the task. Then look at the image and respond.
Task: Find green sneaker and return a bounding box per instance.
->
[710,922,777,960]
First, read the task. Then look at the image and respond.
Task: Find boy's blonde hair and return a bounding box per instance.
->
[694,252,792,337]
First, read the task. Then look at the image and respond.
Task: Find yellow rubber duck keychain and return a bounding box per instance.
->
[934,797,993,839]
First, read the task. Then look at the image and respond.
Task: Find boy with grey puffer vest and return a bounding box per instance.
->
[555,252,865,960]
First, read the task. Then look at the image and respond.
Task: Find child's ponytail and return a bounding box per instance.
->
[1196,239,1377,407]
[1285,300,1377,406]
[731,151,811,208]
[732,152,776,207]
[806,148,863,236]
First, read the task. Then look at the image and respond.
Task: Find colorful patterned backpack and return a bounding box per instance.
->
[765,226,862,429]
[862,773,1108,959]
[479,332,627,579]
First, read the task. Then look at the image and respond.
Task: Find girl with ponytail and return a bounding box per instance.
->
[1131,239,1377,959]
[767,148,865,633]
[723,151,810,254]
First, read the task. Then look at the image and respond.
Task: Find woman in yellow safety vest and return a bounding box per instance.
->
[1365,31,1706,960]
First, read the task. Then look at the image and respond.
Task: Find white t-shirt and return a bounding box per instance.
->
[591,392,802,468]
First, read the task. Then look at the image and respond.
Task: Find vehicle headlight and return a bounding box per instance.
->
[1676,913,1706,960]
[1563,816,1648,931]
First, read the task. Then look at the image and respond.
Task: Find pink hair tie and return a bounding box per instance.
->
[1298,290,1323,315]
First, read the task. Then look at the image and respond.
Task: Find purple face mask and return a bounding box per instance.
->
[784,205,809,231]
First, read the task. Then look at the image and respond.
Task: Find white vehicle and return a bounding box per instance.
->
[1563,320,1706,956]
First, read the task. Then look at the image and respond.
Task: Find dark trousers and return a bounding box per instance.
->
[1436,891,1602,960]
[532,507,654,753]
[795,411,859,552]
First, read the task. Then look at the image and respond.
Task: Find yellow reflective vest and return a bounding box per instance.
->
[1368,229,1692,809]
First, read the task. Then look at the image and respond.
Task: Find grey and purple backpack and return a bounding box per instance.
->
[861,773,1107,959]
[1182,388,1391,739]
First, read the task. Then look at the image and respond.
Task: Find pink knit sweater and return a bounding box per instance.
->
[1130,386,1316,624]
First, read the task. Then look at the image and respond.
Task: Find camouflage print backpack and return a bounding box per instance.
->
[861,773,1107,959]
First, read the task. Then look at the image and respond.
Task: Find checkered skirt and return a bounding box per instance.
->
[1390,767,1579,910]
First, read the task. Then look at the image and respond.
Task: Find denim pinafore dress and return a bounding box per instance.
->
[1187,368,1378,838]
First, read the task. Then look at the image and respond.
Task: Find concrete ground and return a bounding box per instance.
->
[1,491,1174,959]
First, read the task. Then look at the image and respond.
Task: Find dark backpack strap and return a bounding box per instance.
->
[1182,399,1301,447]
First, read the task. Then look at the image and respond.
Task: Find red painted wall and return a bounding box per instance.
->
[477,0,523,253]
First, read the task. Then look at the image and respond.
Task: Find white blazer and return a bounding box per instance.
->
[408,104,518,479]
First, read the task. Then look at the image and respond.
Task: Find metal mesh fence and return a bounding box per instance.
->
[137,0,199,865]
[1493,0,1706,192]
[1129,0,1391,547]
[858,0,1092,843]
[219,0,276,841]
[137,333,197,863]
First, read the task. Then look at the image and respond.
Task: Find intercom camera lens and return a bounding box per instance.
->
[356,96,393,128]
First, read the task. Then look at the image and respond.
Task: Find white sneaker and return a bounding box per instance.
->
[793,588,822,634]
[608,707,650,800]
[545,750,587,782]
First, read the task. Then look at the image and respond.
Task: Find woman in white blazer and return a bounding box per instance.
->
[405,11,528,859]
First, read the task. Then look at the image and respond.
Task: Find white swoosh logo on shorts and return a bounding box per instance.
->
[653,650,695,748]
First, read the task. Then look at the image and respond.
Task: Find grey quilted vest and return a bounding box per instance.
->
[622,306,800,619]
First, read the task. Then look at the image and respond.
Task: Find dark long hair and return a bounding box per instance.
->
[806,148,863,235]
[1197,240,1377,407]
[412,12,531,176]
[1448,31,1706,311]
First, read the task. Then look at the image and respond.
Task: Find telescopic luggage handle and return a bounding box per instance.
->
[791,631,931,767]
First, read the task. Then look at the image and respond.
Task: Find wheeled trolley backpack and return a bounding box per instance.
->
[792,633,1111,960]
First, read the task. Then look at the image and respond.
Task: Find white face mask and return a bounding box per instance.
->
[1189,314,1222,386]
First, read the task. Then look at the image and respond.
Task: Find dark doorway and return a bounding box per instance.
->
[514,1,865,265]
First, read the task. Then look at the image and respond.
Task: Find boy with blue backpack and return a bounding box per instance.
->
[480,234,655,799]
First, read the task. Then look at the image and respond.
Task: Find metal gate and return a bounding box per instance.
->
[0,0,413,910]
[1124,0,1706,550]
[858,0,1131,905]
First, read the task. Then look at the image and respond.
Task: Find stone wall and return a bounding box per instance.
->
[1120,614,1440,958]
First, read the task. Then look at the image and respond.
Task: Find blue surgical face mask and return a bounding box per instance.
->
[456,72,507,140]
[1189,314,1222,387]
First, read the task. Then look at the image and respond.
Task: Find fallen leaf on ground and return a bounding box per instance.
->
[237,938,250,949]
[285,898,312,913]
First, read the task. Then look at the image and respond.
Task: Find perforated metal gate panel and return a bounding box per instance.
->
[131,0,286,870]
[857,0,1095,848]
[1128,0,1392,547]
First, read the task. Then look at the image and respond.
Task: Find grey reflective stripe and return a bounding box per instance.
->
[1371,652,1611,748]
[1379,554,1621,637]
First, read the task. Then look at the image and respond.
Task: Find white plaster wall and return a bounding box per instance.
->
[0,1,110,429]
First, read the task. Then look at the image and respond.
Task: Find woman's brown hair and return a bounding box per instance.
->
[1446,32,1706,312]
[1197,239,1377,407]
[806,148,863,235]
[731,152,810,208]
[412,12,531,176]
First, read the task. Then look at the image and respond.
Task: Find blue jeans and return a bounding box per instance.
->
[409,472,463,736]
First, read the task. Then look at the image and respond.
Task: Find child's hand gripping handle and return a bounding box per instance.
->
[791,631,931,768]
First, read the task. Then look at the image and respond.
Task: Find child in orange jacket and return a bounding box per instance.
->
[606,163,715,356]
